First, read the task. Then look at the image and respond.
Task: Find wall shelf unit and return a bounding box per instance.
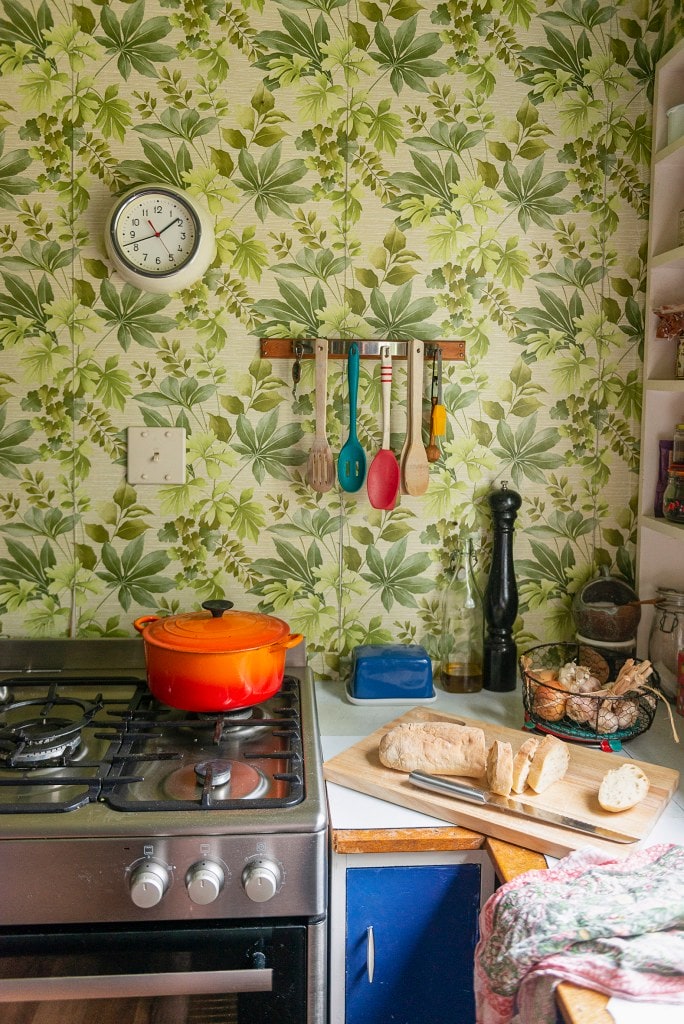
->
[636,36,684,653]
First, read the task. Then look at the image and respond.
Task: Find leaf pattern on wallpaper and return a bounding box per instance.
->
[0,0,679,667]
[95,0,176,80]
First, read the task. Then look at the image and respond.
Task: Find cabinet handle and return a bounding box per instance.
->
[366,925,375,984]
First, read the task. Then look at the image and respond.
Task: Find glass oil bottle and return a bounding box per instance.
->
[440,536,484,693]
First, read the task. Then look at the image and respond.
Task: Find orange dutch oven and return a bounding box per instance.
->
[133,600,303,712]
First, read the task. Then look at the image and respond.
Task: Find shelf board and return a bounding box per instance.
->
[654,134,684,167]
[649,243,684,269]
[638,513,684,540]
[644,378,684,392]
[655,35,684,75]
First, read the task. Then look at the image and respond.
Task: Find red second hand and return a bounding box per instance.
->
[146,218,171,256]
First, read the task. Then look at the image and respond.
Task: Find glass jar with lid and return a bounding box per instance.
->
[663,468,684,522]
[647,587,684,700]
[673,424,684,467]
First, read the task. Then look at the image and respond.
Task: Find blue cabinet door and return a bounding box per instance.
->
[345,863,481,1024]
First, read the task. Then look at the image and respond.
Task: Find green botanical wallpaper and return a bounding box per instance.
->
[0,0,682,678]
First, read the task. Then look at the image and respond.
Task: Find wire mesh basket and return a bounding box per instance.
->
[519,642,658,749]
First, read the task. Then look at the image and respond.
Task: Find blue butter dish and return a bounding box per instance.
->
[348,644,435,704]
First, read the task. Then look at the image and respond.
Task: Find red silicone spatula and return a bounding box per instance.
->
[366,346,400,510]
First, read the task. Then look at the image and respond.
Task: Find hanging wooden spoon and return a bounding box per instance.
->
[400,340,430,496]
[367,346,400,509]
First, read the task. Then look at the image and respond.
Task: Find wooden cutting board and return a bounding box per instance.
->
[323,708,680,859]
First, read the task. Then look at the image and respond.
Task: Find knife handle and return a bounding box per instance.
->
[409,772,487,804]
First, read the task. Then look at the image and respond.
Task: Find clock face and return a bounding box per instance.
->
[105,185,216,293]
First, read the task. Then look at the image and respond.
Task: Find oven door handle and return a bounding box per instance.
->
[0,968,273,1002]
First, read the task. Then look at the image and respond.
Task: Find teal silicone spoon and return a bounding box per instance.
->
[337,342,366,492]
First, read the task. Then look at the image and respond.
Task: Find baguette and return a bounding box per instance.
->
[526,734,570,793]
[511,737,539,794]
[378,722,486,777]
[486,740,513,796]
[598,763,649,812]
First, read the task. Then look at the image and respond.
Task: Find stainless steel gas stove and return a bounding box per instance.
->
[0,638,327,1024]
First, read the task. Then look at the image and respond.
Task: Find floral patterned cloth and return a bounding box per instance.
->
[474,844,684,1024]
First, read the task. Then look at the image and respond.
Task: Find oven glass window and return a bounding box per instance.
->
[0,921,308,1024]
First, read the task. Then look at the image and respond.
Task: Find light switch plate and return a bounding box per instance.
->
[127,427,186,485]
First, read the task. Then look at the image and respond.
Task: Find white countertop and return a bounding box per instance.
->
[315,676,684,844]
[317,679,684,1023]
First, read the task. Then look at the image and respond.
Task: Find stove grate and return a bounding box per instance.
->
[103,676,306,812]
[0,675,306,814]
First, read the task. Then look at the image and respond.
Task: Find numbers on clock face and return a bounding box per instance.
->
[113,193,199,275]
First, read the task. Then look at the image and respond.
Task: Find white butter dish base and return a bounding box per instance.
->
[345,682,437,706]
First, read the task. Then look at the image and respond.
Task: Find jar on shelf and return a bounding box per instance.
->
[667,103,684,145]
[674,423,684,467]
[655,439,674,516]
[439,537,483,693]
[663,468,684,522]
[648,588,684,700]
[677,335,684,378]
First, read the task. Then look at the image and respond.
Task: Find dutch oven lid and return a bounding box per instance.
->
[139,600,292,653]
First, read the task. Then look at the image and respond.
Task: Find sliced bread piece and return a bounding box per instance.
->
[598,763,649,812]
[511,737,539,794]
[486,739,513,796]
[526,734,570,793]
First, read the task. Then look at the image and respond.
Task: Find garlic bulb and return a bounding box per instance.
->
[613,698,639,731]
[558,662,577,686]
[565,694,597,725]
[597,702,619,734]
[574,668,601,693]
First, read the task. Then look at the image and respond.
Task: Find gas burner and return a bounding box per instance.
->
[195,758,234,786]
[0,695,102,768]
[164,758,269,802]
[182,703,271,744]
[216,707,254,722]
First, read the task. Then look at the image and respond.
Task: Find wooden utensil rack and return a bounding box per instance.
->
[259,338,465,361]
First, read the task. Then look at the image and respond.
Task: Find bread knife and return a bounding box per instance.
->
[408,772,637,844]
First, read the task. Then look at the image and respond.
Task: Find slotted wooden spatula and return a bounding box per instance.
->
[400,340,429,496]
[305,340,335,493]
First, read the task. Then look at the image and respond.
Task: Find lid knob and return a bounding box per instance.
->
[201,600,235,618]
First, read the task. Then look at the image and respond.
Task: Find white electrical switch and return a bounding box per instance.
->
[127,427,186,485]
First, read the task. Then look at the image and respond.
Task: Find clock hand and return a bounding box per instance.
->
[157,217,183,235]
[146,219,173,256]
[121,231,158,246]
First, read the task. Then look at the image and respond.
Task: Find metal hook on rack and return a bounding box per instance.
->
[291,342,303,398]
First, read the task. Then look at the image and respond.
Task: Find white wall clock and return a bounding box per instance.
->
[104,185,216,294]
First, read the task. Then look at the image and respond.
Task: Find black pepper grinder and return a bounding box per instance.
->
[483,481,522,691]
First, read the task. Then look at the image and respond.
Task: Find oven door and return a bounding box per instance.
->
[0,919,320,1024]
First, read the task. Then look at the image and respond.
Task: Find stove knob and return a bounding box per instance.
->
[242,859,281,903]
[186,861,225,905]
[129,861,170,908]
